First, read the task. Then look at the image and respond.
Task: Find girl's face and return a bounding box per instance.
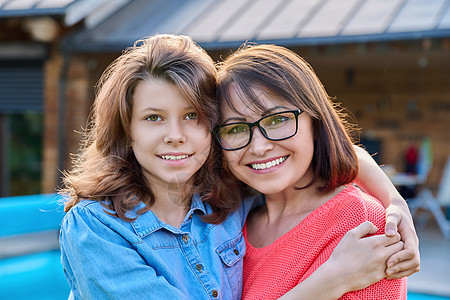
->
[220,90,315,195]
[130,78,211,189]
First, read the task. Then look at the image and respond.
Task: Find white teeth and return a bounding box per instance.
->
[251,156,288,170]
[160,155,190,160]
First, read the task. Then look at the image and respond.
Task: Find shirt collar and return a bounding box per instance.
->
[130,194,207,238]
[189,193,207,215]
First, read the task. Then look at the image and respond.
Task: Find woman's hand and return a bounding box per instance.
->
[328,221,404,293]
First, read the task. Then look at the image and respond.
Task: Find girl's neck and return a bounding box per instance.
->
[149,179,194,228]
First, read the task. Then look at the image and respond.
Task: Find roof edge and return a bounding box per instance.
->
[61,29,450,53]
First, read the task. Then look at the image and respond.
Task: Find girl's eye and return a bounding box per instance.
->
[146,115,162,122]
[185,112,198,120]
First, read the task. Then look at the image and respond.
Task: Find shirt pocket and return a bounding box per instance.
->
[216,234,246,299]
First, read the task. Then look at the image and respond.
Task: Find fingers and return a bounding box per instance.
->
[400,227,420,250]
[387,248,414,267]
[386,266,420,280]
[384,201,421,280]
[386,257,420,279]
[385,248,420,278]
[384,240,404,257]
[385,211,400,237]
[384,233,401,247]
[387,248,420,268]
[364,232,401,248]
[347,221,378,239]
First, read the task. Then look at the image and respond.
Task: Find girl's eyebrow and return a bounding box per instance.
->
[142,107,164,112]
[141,106,194,112]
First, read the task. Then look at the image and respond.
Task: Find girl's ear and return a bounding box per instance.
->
[126,136,133,151]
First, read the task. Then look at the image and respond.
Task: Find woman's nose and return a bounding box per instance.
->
[248,127,273,156]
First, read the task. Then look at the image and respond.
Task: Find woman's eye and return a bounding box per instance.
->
[185,112,198,120]
[269,115,289,125]
[227,125,248,134]
[146,115,162,122]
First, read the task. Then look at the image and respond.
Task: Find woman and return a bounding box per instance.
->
[214,43,413,299]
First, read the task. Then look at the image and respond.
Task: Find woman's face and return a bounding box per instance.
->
[220,89,315,195]
[130,78,211,189]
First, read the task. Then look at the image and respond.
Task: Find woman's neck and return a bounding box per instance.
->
[247,182,345,248]
[264,183,329,223]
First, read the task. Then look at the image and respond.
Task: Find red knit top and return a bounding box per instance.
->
[242,185,407,300]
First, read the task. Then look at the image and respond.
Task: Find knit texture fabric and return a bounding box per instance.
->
[242,185,407,300]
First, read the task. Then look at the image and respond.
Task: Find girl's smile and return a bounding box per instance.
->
[157,152,193,165]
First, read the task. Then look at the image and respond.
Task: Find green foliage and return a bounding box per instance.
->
[9,113,43,196]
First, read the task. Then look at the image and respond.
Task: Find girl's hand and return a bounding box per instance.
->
[384,199,421,279]
[328,221,404,292]
[353,145,420,279]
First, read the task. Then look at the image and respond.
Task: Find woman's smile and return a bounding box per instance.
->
[247,155,289,172]
[221,99,315,195]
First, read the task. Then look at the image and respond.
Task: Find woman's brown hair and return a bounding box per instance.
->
[215,44,358,193]
[60,34,241,223]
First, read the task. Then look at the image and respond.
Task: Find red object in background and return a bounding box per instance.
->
[405,145,418,174]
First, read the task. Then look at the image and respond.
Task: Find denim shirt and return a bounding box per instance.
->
[60,194,260,300]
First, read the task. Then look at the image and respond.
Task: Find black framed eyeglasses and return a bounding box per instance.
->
[213,110,303,151]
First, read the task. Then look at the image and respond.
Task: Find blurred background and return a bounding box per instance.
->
[0,0,449,299]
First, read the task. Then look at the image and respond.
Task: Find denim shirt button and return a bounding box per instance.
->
[233,249,239,255]
[212,290,219,298]
[195,264,203,272]
[182,234,189,243]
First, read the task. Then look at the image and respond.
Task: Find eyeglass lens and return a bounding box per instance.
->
[217,111,298,150]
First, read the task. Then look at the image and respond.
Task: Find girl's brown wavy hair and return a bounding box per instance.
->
[60,34,241,223]
[215,44,359,194]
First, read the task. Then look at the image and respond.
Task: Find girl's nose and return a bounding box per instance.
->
[163,121,187,145]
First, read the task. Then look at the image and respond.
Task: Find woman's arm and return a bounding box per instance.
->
[353,145,420,278]
[279,222,403,300]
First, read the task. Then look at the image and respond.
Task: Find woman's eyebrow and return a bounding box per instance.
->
[223,116,246,123]
[261,106,290,116]
[222,105,291,123]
